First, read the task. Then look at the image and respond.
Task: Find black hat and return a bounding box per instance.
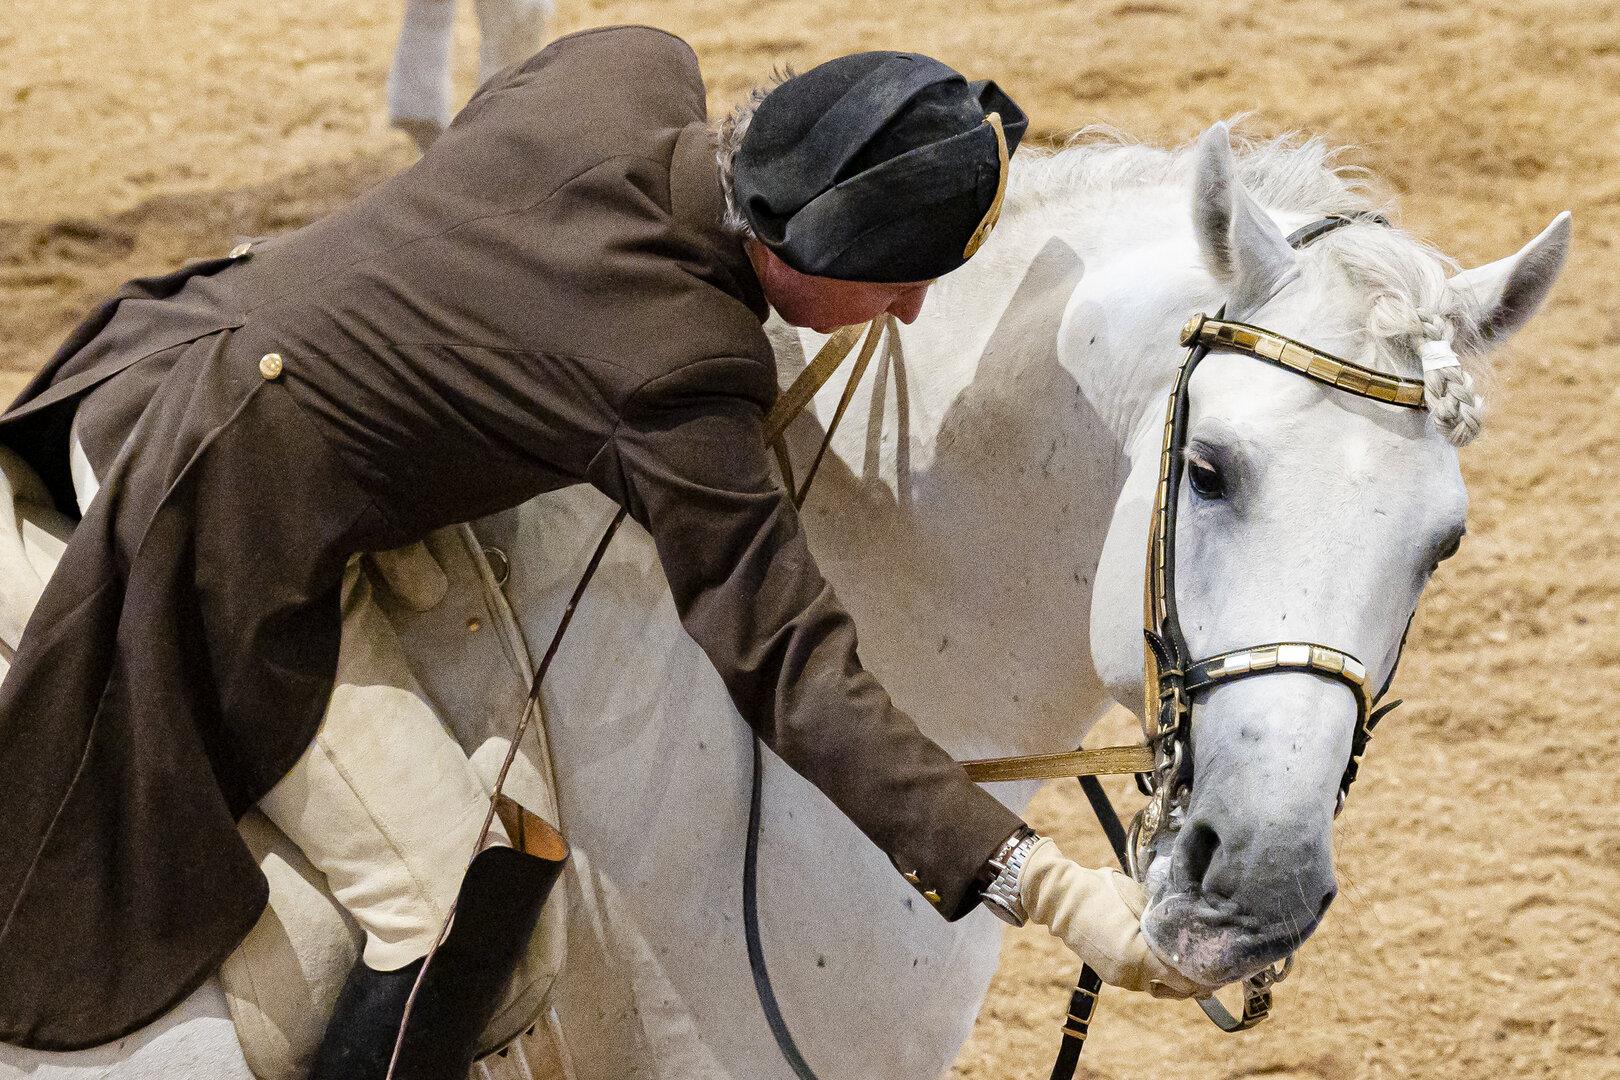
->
[732,51,1028,283]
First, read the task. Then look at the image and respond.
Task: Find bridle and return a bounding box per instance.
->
[1136,211,1420,860]
[484,212,1428,1080]
[746,211,1429,1078]
[1135,295,1422,862]
[1108,210,1422,1050]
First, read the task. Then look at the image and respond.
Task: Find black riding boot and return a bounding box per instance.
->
[310,826,566,1080]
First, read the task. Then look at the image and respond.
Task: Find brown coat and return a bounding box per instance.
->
[0,26,1022,1050]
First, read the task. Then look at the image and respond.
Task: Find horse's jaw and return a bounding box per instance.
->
[1142,886,1325,988]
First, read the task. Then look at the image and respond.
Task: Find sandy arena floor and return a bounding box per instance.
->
[2,1,1617,1076]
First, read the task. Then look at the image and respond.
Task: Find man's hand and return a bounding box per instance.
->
[1019,837,1213,1000]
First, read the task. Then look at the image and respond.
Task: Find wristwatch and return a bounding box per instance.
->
[976,826,1041,927]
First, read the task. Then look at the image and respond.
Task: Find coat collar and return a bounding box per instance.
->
[669,121,769,324]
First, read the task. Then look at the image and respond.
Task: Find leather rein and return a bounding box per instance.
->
[503,211,1424,1079]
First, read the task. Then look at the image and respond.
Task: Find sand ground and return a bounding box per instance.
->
[2,1,1617,1076]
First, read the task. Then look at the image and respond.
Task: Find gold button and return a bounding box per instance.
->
[902,870,921,885]
[467,617,481,633]
[228,241,253,259]
[923,889,942,906]
[258,353,284,380]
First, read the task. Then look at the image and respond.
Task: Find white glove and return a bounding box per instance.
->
[1020,837,1211,1000]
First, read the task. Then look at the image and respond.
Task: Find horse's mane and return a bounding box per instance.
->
[1009,123,1490,441]
[1007,122,1380,218]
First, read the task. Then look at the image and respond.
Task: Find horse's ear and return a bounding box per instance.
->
[1191,121,1297,317]
[1446,211,1572,350]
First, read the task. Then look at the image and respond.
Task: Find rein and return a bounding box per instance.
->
[741,212,1423,1079]
[469,210,1423,1079]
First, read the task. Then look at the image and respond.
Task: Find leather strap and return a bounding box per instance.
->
[962,112,1010,259]
[1283,211,1388,249]
[960,745,1154,783]
[744,735,821,1080]
[1181,315,1427,408]
[745,318,893,1080]
[1182,641,1372,727]
[764,321,882,496]
[787,320,889,505]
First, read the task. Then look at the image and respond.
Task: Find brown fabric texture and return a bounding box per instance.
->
[0,24,1021,1050]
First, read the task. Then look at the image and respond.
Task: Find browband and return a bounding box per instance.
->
[1181,315,1428,410]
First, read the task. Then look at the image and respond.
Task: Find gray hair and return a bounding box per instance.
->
[712,69,795,239]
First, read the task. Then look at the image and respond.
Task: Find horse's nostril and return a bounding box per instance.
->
[1176,820,1222,895]
[1318,886,1336,921]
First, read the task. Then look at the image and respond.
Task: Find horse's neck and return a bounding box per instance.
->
[778,179,1199,763]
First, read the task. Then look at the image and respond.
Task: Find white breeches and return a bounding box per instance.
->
[256,558,511,970]
[69,418,507,973]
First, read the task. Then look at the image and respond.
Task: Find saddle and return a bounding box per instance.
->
[0,448,572,1080]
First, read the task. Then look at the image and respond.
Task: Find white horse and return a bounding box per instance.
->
[0,122,1569,1079]
[388,0,554,151]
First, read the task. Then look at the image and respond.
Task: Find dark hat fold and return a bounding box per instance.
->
[733,51,1028,282]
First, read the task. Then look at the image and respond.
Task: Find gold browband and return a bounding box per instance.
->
[962,112,1009,259]
[1182,315,1428,410]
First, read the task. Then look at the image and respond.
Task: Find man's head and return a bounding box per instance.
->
[743,240,933,333]
[717,52,1027,330]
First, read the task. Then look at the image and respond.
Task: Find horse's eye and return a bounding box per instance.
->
[1434,530,1464,566]
[1187,454,1226,499]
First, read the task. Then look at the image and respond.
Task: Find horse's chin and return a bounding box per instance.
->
[1141,889,1312,989]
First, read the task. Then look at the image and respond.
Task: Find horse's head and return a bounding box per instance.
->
[1087,123,1570,986]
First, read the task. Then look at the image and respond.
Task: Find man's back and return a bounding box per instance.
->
[99,25,777,537]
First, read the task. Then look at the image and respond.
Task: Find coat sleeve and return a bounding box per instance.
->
[588,358,1023,920]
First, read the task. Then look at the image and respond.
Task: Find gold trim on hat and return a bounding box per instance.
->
[962,111,1009,259]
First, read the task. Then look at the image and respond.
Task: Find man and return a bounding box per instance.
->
[0,25,1205,1077]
